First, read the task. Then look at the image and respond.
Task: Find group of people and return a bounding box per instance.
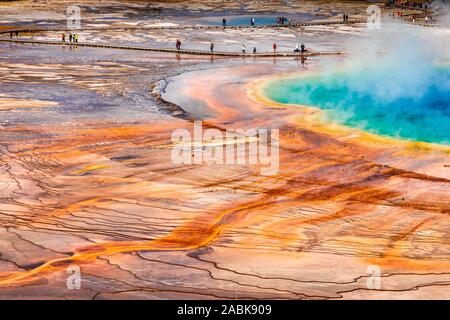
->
[241,44,257,54]
[343,13,350,22]
[412,15,431,24]
[61,32,79,44]
[221,16,293,27]
[176,39,307,55]
[390,11,404,18]
[390,11,432,24]
[276,16,291,25]
[241,44,255,54]
[9,31,19,39]
[240,42,306,54]
[294,42,306,54]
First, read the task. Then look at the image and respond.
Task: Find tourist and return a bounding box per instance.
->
[10,31,13,39]
[61,33,65,43]
[253,46,256,54]
[15,31,19,39]
[278,16,289,25]
[288,18,291,26]
[301,43,306,53]
[272,43,277,53]
[251,17,255,26]
[69,33,72,43]
[222,18,226,27]
[176,39,181,50]
[210,42,214,52]
[242,44,246,54]
[425,15,429,24]
[294,43,300,53]
[74,33,78,43]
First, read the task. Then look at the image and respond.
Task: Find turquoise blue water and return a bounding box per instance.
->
[265,67,450,145]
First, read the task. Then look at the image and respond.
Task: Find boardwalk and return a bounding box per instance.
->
[0,39,343,57]
[0,19,367,35]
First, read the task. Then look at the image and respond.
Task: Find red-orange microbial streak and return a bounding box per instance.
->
[0,196,266,286]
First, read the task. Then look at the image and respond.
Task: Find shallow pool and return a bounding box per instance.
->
[193,13,317,26]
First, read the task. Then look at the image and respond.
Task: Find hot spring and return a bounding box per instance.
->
[264,66,450,146]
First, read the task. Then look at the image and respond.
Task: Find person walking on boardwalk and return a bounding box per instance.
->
[61,33,65,43]
[15,31,19,39]
[343,14,349,23]
[176,39,181,50]
[301,43,306,53]
[74,33,78,43]
[210,42,214,52]
[272,43,277,53]
[69,33,72,43]
[242,44,246,54]
[222,18,226,27]
[10,32,13,39]
[294,42,300,53]
[253,46,256,54]
[250,17,255,26]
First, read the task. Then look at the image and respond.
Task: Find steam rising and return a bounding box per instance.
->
[267,19,450,145]
[335,20,450,101]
